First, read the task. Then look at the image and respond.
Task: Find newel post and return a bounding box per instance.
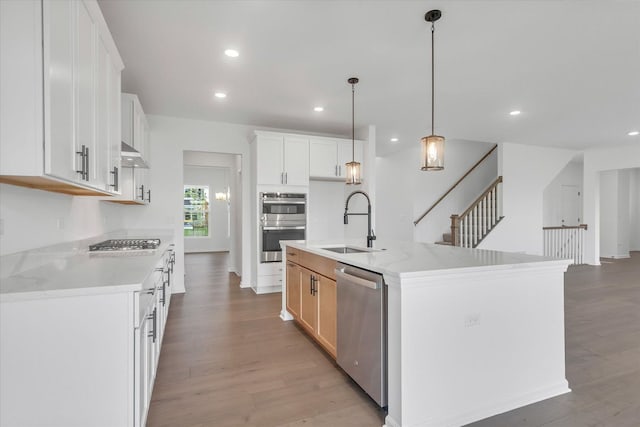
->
[450,215,459,246]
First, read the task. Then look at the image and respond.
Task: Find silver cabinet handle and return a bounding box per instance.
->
[139,184,145,201]
[285,172,288,184]
[76,145,86,179]
[84,146,89,180]
[147,307,157,343]
[110,166,119,191]
[339,165,342,176]
[146,189,151,203]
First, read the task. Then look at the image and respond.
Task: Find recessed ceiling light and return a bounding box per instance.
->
[390,137,399,142]
[224,49,239,58]
[313,106,324,112]
[509,110,521,116]
[127,158,133,161]
[628,130,639,136]
[214,92,227,99]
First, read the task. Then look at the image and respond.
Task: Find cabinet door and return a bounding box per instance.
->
[299,268,317,334]
[283,136,309,185]
[107,54,121,193]
[286,262,301,319]
[43,0,77,182]
[121,96,134,148]
[95,33,111,191]
[76,0,96,184]
[134,167,149,204]
[316,276,337,358]
[309,139,338,178]
[337,139,364,179]
[256,135,284,185]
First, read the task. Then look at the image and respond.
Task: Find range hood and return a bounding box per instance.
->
[121,142,149,169]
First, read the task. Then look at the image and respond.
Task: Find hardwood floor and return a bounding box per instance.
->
[147,252,385,427]
[148,252,640,427]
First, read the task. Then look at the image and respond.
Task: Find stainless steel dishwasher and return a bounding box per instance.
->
[335,262,387,407]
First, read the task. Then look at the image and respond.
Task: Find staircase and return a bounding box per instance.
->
[436,176,504,248]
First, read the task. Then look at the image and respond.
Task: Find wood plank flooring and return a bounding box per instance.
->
[148,252,640,427]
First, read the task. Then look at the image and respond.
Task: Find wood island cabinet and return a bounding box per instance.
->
[285,247,337,358]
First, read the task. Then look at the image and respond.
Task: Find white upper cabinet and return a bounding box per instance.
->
[122,93,150,165]
[0,0,123,196]
[309,138,364,180]
[255,132,309,186]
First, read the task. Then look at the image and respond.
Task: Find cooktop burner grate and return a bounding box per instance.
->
[89,239,161,252]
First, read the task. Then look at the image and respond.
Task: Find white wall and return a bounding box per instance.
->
[183,166,230,253]
[631,169,640,252]
[117,115,254,292]
[375,140,497,244]
[0,184,128,255]
[479,143,577,255]
[543,160,583,226]
[599,169,635,258]
[583,144,640,264]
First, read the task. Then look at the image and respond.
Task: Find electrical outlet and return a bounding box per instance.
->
[464,313,481,328]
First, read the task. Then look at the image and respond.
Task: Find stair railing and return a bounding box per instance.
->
[414,145,497,226]
[543,224,588,264]
[450,176,503,248]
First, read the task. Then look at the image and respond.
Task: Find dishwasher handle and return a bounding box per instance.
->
[335,268,380,290]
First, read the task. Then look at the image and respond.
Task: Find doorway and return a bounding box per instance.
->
[183,151,242,276]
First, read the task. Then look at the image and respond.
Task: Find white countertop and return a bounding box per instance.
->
[282,239,571,280]
[0,230,174,302]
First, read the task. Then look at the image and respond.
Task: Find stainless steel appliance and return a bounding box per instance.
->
[89,239,161,252]
[260,192,306,263]
[335,262,387,407]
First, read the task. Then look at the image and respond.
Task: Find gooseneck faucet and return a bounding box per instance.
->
[344,190,376,248]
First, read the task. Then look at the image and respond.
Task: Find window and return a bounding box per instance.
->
[184,186,209,237]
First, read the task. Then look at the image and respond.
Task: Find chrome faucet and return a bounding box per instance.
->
[344,190,376,248]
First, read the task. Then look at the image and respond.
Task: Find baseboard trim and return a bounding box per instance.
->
[251,285,282,295]
[279,310,294,321]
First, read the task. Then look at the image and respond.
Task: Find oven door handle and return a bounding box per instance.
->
[262,200,306,204]
[262,226,306,230]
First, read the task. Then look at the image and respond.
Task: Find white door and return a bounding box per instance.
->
[43,0,77,182]
[561,185,581,226]
[283,136,309,185]
[309,139,337,178]
[256,135,284,185]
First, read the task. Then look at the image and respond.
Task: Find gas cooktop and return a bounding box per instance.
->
[89,239,161,252]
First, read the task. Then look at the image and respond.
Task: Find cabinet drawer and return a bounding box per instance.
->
[258,262,283,276]
[298,250,337,280]
[257,274,283,288]
[284,246,300,260]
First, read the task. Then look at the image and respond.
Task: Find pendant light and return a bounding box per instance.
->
[421,9,445,171]
[345,77,362,185]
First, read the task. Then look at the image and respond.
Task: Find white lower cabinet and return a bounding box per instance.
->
[0,247,175,427]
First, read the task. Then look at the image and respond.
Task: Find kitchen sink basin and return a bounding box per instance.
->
[321,246,369,254]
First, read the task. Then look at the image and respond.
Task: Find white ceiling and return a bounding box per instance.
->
[98,0,640,157]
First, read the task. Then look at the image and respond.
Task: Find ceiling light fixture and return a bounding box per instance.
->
[390,137,399,142]
[214,91,227,99]
[510,110,521,116]
[421,10,445,171]
[224,49,239,58]
[345,77,361,185]
[628,130,639,136]
[314,106,324,112]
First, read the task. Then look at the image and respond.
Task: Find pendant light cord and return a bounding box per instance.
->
[431,21,435,136]
[351,82,355,161]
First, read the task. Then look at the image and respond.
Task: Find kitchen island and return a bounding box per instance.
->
[281,240,572,427]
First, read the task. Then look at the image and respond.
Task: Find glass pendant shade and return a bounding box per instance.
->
[345,161,361,185]
[420,135,445,171]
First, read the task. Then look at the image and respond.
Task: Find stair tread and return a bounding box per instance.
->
[435,241,453,246]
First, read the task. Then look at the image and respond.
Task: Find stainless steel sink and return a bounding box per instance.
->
[321,246,369,254]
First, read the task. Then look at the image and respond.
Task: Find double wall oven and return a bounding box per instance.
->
[260,192,306,262]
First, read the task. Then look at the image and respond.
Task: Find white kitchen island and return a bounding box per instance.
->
[281,240,572,427]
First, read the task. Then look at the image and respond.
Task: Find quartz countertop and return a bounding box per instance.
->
[0,230,174,301]
[281,239,571,281]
